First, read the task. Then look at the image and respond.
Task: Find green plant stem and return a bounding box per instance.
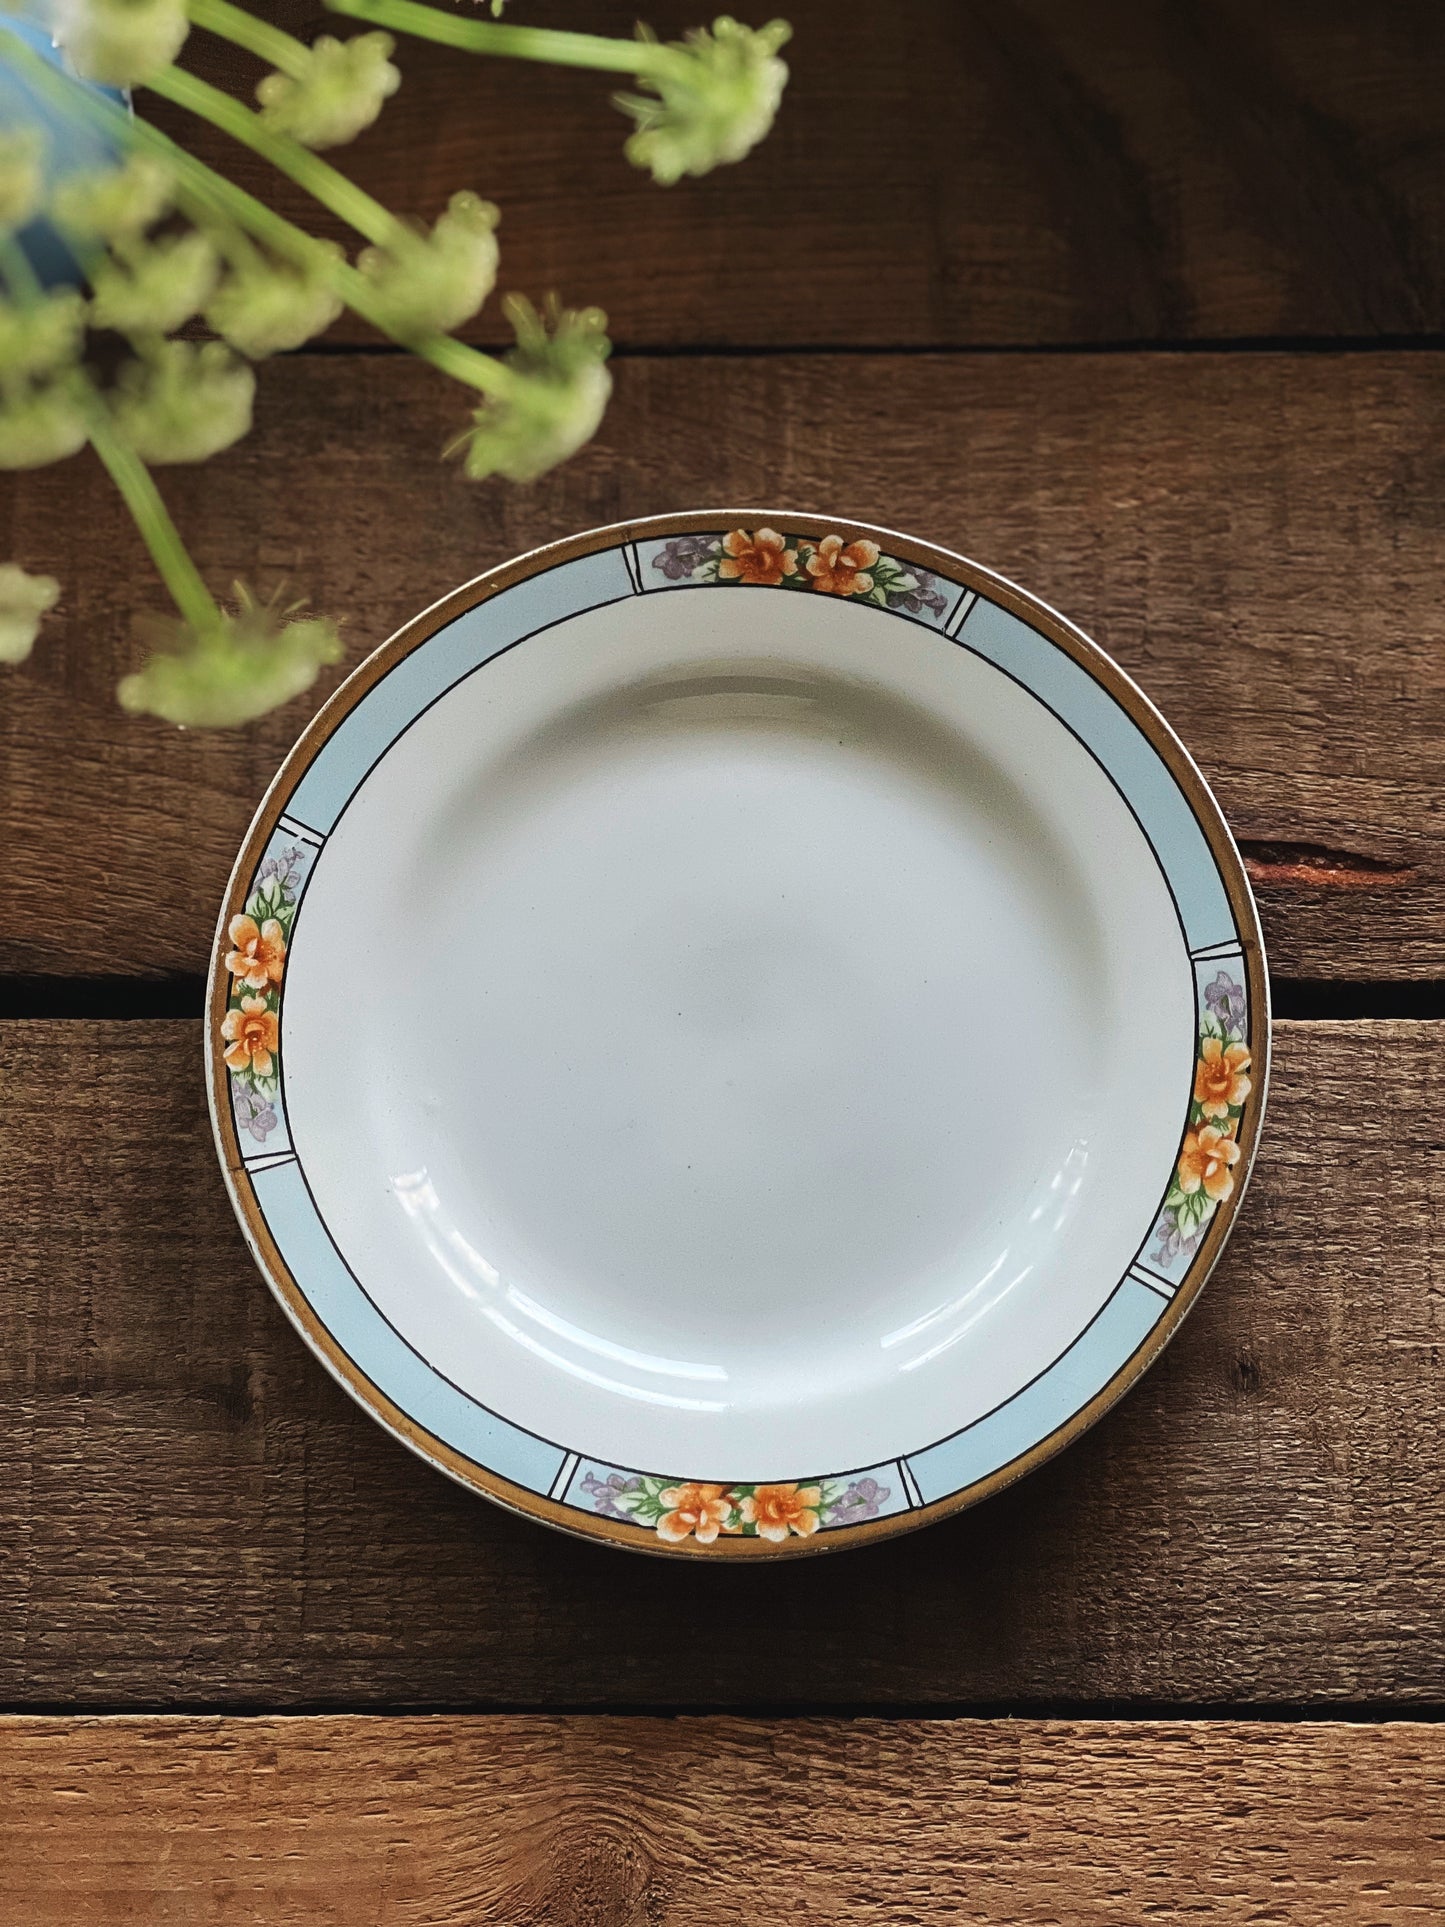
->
[187,0,310,76]
[145,63,400,250]
[323,0,678,76]
[1,222,217,633]
[0,117,219,641]
[0,27,514,398]
[76,387,222,634]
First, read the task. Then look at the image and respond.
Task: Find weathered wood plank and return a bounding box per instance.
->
[1,1716,1441,1923]
[152,0,1445,347]
[2,351,1442,980]
[0,1020,1440,1707]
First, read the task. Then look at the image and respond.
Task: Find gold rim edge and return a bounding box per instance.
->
[204,510,1271,1561]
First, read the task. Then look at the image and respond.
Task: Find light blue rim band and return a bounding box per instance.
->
[230,539,1245,1523]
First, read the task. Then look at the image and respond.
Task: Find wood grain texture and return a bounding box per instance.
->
[3,351,1442,981]
[1,1019,1440,1708]
[151,0,1445,347]
[1,1715,1442,1923]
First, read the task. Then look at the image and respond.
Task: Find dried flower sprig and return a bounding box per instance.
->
[50,151,175,238]
[450,294,611,484]
[0,3,790,725]
[111,339,255,463]
[206,245,343,359]
[53,0,189,87]
[323,2,792,182]
[357,191,500,340]
[0,562,60,662]
[187,0,400,151]
[118,585,344,727]
[87,227,219,333]
[11,44,518,394]
[0,284,85,381]
[618,18,792,184]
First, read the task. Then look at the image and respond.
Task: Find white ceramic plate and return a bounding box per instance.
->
[208,513,1268,1557]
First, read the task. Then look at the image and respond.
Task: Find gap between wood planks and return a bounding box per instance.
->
[0,976,1440,1021]
[304,332,1445,359]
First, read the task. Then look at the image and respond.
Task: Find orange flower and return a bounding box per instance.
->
[718,527,798,586]
[1194,1036,1251,1119]
[225,913,287,991]
[1177,1124,1241,1204]
[656,1483,735,1545]
[801,534,880,597]
[221,995,279,1077]
[738,1482,823,1543]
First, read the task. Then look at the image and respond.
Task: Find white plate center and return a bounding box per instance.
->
[284,589,1191,1476]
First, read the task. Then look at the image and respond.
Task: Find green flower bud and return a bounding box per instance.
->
[206,246,344,358]
[118,584,342,727]
[52,0,191,88]
[618,17,791,184]
[0,563,61,665]
[0,381,88,469]
[0,133,45,234]
[256,32,400,150]
[110,340,255,464]
[357,192,500,339]
[452,295,611,485]
[89,230,220,337]
[0,290,87,381]
[51,155,175,242]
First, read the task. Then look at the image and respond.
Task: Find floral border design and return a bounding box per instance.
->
[653,526,949,616]
[1151,969,1252,1271]
[212,524,1265,1555]
[218,843,308,1147]
[577,1471,892,1545]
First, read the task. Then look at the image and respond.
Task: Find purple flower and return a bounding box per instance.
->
[256,845,306,905]
[887,568,948,618]
[232,1081,278,1144]
[1151,1217,1201,1270]
[824,1476,888,1527]
[652,534,718,581]
[1204,972,1246,1036]
[580,1470,641,1519]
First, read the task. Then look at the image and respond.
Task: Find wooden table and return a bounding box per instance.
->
[3,4,1443,1918]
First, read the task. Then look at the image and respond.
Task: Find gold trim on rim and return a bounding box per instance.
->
[206,511,1270,1560]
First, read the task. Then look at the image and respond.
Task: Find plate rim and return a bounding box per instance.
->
[205,509,1271,1559]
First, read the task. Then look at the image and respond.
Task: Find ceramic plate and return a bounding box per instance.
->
[208,513,1268,1558]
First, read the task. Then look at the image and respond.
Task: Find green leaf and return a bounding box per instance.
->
[623,1488,665,1524]
[1180,1192,1213,1235]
